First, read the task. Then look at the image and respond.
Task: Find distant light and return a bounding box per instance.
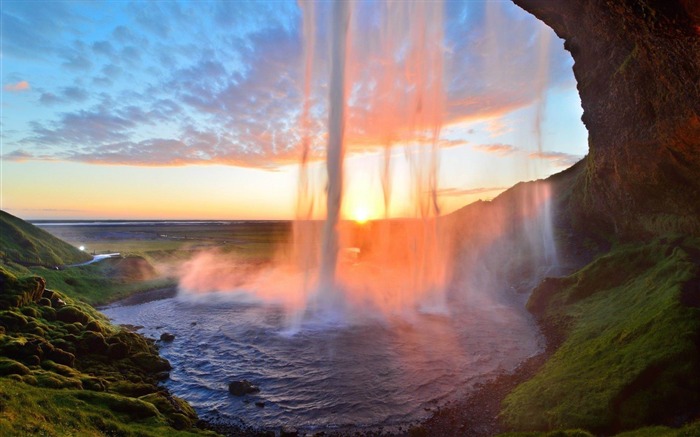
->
[79,246,85,251]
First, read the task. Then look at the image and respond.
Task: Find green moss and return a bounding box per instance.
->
[0,379,214,436]
[0,358,30,376]
[0,266,213,436]
[502,239,700,433]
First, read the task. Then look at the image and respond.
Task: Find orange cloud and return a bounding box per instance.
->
[473,143,519,156]
[4,81,30,92]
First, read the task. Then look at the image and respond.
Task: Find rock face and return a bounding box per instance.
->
[513,0,700,237]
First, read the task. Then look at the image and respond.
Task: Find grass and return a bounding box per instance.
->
[0,211,91,267]
[0,378,212,437]
[501,237,700,433]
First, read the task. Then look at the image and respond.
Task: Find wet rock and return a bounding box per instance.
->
[160,332,175,342]
[255,401,265,408]
[280,426,298,437]
[228,379,260,396]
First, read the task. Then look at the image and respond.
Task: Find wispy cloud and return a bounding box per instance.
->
[529,151,582,167]
[473,143,519,156]
[4,81,30,92]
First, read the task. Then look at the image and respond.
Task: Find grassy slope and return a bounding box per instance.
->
[0,266,215,436]
[0,211,91,267]
[7,258,175,306]
[500,238,700,433]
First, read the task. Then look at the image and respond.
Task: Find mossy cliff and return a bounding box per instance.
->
[0,266,214,436]
[501,238,700,434]
[513,0,700,237]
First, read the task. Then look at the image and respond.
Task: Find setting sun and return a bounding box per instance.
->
[353,206,370,224]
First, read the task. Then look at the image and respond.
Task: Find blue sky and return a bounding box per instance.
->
[1,0,588,219]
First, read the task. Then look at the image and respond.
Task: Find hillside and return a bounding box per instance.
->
[0,211,91,268]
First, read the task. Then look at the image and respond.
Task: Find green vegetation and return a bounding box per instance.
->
[501,237,700,433]
[0,211,91,267]
[24,258,174,306]
[0,266,215,436]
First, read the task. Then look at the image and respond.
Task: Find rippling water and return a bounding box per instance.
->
[102,288,541,431]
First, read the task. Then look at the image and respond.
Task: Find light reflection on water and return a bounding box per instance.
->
[102,290,541,431]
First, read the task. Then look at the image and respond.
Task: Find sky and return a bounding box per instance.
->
[1,0,588,221]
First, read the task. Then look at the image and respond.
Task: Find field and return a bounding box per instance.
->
[13,221,293,306]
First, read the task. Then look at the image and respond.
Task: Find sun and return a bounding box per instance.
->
[353,206,370,224]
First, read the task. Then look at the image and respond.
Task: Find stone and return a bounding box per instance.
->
[228,379,260,396]
[280,426,298,437]
[160,332,175,342]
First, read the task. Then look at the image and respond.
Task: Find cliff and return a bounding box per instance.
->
[513,0,700,237]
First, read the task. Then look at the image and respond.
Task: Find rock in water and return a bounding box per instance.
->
[228,380,260,396]
[280,426,298,437]
[160,332,175,342]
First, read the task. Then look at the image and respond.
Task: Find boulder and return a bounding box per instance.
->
[160,332,175,342]
[228,379,260,396]
[56,306,89,324]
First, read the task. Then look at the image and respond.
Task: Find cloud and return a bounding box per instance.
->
[437,186,508,197]
[5,1,580,172]
[4,81,30,92]
[39,86,88,105]
[439,139,469,148]
[529,151,582,167]
[473,143,519,156]
[2,149,35,161]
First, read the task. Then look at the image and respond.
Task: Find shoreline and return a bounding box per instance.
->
[98,285,179,309]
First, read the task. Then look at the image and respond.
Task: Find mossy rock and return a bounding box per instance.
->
[19,306,40,319]
[33,369,83,389]
[0,335,44,361]
[85,319,104,333]
[50,338,76,354]
[140,392,198,430]
[108,341,130,359]
[56,305,90,325]
[63,323,82,335]
[78,331,109,354]
[130,352,172,373]
[46,347,75,367]
[0,310,29,330]
[0,357,30,376]
[74,391,160,420]
[110,380,158,397]
[41,359,81,378]
[80,376,107,392]
[0,269,45,309]
[39,305,56,321]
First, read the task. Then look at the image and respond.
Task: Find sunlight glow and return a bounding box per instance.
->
[353,206,370,224]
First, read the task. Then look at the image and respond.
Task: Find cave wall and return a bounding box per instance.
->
[513,0,700,237]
